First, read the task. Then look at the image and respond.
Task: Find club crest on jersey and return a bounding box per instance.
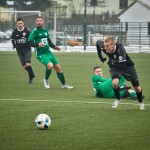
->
[119,56,123,60]
[23,32,26,36]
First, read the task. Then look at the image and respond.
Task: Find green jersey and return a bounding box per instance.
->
[28,27,51,56]
[92,75,125,98]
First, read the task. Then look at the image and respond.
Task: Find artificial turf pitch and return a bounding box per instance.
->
[0,51,150,150]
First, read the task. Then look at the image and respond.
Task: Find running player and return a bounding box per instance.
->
[11,18,35,83]
[96,37,145,110]
[28,16,73,89]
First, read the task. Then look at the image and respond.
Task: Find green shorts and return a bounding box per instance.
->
[36,53,59,66]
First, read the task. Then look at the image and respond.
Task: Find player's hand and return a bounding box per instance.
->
[100,57,107,63]
[107,61,113,67]
[38,42,45,47]
[55,46,61,52]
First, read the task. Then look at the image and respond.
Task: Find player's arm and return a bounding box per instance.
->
[28,41,39,47]
[28,31,42,47]
[96,40,107,63]
[93,74,107,83]
[11,31,16,49]
[48,38,60,51]
[48,38,56,49]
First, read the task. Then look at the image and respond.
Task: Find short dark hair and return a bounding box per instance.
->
[17,18,23,22]
[93,66,101,71]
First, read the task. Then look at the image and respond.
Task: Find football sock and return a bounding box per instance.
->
[45,68,52,80]
[136,90,143,103]
[57,72,65,85]
[113,87,120,100]
[26,66,35,79]
[130,92,137,98]
[129,92,137,100]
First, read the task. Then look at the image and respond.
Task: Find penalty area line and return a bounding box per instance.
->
[0,98,150,106]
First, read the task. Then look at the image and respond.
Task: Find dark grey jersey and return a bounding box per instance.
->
[11,27,31,52]
[96,40,134,68]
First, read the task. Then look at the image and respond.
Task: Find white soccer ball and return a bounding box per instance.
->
[35,113,51,129]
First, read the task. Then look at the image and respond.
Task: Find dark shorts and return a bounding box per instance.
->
[17,50,31,66]
[110,66,139,86]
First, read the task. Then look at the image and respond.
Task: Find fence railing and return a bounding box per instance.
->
[0,21,150,52]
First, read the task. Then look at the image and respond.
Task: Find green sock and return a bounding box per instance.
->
[57,72,65,85]
[45,68,52,80]
[130,92,137,99]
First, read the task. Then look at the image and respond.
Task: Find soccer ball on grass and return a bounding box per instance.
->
[35,113,51,129]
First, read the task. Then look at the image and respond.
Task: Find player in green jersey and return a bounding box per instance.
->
[92,66,138,99]
[28,16,73,89]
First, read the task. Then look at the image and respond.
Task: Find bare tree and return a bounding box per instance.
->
[69,0,84,14]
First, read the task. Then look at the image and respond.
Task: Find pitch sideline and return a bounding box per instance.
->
[0,98,150,106]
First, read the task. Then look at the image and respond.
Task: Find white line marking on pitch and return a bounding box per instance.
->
[0,98,150,106]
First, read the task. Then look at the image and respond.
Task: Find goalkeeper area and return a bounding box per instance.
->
[0,51,150,150]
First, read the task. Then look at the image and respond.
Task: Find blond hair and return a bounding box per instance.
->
[104,36,115,43]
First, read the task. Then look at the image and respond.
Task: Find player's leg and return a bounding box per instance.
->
[17,51,34,83]
[53,64,73,89]
[128,90,137,100]
[121,89,137,100]
[51,54,73,89]
[25,51,35,83]
[110,68,121,108]
[100,78,115,98]
[124,66,145,110]
[42,62,53,88]
[112,78,121,108]
[37,54,52,88]
[134,85,145,110]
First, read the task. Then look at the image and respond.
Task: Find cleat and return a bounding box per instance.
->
[32,74,35,79]
[43,79,50,89]
[112,99,121,109]
[139,102,146,110]
[29,78,33,83]
[29,74,35,84]
[62,84,73,89]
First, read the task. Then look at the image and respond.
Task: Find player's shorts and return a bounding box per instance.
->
[17,50,31,66]
[110,66,139,87]
[36,53,59,66]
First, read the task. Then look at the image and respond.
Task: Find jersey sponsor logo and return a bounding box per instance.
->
[17,37,27,44]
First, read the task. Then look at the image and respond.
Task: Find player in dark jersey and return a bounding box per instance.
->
[96,36,145,110]
[11,18,35,83]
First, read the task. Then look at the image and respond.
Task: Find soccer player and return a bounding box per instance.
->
[96,36,145,110]
[11,18,35,83]
[92,66,138,99]
[28,16,73,89]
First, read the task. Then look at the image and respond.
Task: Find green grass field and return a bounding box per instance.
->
[0,51,150,150]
